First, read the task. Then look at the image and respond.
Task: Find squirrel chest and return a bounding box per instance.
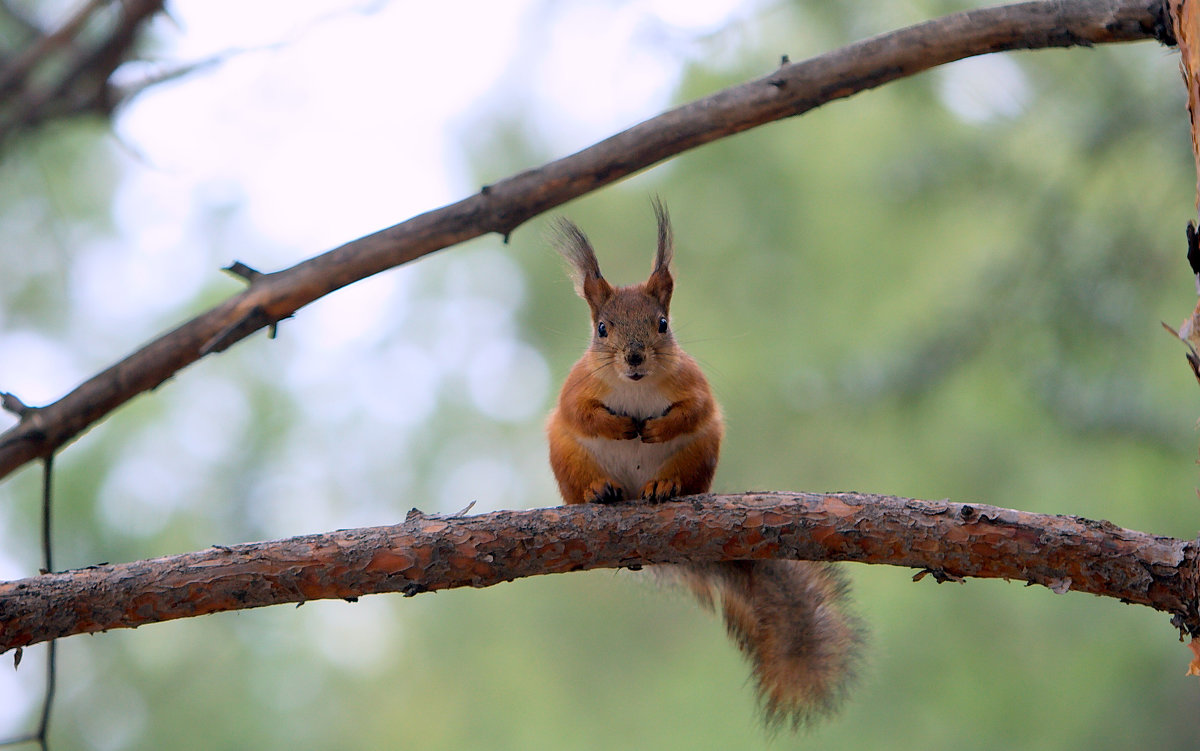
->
[577,382,691,497]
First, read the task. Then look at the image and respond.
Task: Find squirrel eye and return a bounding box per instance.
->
[597,321,608,338]
[658,316,668,333]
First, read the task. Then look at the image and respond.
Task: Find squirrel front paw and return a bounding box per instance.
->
[586,481,626,504]
[638,417,671,443]
[641,478,681,503]
[600,409,642,440]
[619,416,643,440]
[619,412,648,436]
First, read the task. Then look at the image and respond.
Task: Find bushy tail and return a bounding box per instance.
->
[676,560,864,729]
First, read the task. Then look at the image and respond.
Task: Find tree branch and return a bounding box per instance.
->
[0,0,1171,483]
[1,492,1196,653]
[0,0,166,141]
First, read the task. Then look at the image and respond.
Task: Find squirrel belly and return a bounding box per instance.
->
[577,431,692,500]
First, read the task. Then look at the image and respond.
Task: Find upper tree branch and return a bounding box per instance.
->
[0,0,166,142]
[1,491,1196,653]
[0,0,1170,482]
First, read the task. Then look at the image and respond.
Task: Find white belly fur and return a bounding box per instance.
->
[578,433,691,496]
[578,379,690,496]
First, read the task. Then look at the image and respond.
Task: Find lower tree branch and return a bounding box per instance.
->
[0,0,1171,482]
[1,492,1196,653]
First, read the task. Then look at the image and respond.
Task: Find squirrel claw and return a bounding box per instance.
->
[641,478,681,503]
[587,482,626,504]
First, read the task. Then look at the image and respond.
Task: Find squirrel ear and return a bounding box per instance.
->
[554,218,614,308]
[646,197,674,310]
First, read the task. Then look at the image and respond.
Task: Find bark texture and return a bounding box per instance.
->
[2,492,1196,653]
[0,0,1171,481]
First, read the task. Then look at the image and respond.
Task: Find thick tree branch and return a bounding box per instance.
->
[0,0,1171,482]
[1,492,1196,652]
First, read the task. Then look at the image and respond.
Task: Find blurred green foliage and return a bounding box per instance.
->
[2,1,1200,749]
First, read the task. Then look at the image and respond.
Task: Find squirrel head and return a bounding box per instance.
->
[555,199,677,383]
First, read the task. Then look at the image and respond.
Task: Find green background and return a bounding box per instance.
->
[1,1,1198,749]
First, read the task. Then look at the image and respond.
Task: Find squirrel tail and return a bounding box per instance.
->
[675,560,864,729]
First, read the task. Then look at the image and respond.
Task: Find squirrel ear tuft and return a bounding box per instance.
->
[553,218,613,308]
[646,198,674,310]
[651,196,674,274]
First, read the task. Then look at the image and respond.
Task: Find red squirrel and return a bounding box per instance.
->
[546,200,861,728]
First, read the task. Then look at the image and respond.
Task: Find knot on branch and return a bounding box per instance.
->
[1,391,32,418]
[1153,0,1177,46]
[200,305,274,354]
[1175,537,1200,638]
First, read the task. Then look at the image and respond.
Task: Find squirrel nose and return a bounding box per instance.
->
[626,351,644,367]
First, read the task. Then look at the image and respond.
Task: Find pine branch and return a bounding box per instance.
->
[0,0,1170,483]
[1,492,1196,653]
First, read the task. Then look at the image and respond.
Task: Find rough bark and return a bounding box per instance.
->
[0,0,1171,481]
[1,492,1196,653]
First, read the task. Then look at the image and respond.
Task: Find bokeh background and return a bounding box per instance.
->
[2,0,1199,748]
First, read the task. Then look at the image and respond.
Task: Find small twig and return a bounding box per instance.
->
[0,0,105,99]
[109,49,260,113]
[35,455,57,750]
[222,261,263,284]
[40,454,53,574]
[1,456,58,749]
[0,393,30,418]
[0,0,165,145]
[216,265,287,341]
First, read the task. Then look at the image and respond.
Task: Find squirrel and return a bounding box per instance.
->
[546,199,862,728]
